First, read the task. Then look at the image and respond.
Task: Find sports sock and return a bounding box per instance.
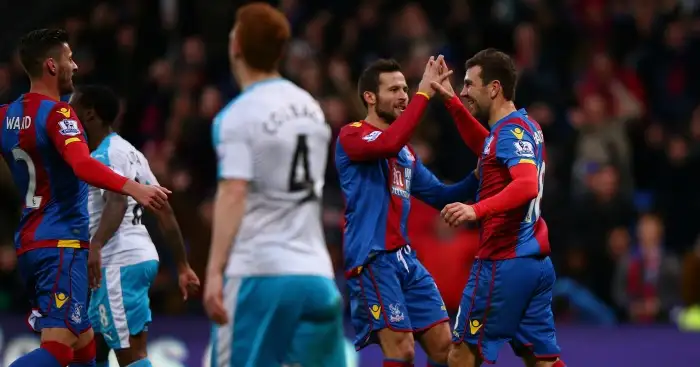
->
[384,359,413,367]
[10,341,73,367]
[125,358,153,367]
[70,338,96,367]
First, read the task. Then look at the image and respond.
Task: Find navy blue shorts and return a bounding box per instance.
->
[18,247,91,336]
[452,256,561,363]
[347,246,449,349]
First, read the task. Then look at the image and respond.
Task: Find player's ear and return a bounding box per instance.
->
[490,80,500,100]
[46,58,57,76]
[363,91,376,106]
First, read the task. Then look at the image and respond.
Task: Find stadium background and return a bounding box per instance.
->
[2,0,700,365]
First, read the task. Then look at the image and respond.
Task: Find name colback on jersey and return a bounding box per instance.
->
[213,78,333,278]
[0,94,90,254]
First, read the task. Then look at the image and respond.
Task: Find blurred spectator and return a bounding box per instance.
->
[614,213,681,323]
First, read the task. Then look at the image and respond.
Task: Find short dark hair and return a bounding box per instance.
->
[357,59,402,108]
[235,3,291,72]
[18,29,70,78]
[73,85,120,126]
[465,48,517,101]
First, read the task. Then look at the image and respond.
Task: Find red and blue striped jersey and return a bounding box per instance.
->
[336,121,475,273]
[476,109,550,259]
[0,93,90,255]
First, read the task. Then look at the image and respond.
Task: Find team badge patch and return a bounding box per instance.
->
[513,140,535,157]
[58,119,81,136]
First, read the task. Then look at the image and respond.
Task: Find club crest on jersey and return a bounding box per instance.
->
[56,107,71,118]
[401,146,415,161]
[514,140,535,157]
[362,131,382,142]
[58,119,81,136]
[390,165,411,198]
[483,136,494,155]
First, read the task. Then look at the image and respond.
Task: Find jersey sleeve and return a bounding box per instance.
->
[213,107,254,181]
[138,153,160,186]
[44,103,88,155]
[495,123,538,168]
[410,158,479,209]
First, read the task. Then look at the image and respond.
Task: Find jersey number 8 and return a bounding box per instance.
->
[288,134,315,202]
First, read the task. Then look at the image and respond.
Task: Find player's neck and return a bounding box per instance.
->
[90,129,113,152]
[488,100,517,127]
[237,69,282,91]
[28,80,60,101]
[363,112,390,130]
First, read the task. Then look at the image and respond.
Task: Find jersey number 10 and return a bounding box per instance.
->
[12,148,42,209]
[288,134,315,203]
[524,161,545,223]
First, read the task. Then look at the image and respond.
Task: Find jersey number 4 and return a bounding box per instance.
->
[288,134,315,202]
[12,148,42,208]
[524,161,545,223]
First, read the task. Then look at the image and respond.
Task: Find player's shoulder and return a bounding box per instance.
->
[338,121,375,137]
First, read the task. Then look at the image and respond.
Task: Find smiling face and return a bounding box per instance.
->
[369,71,408,124]
[460,65,493,123]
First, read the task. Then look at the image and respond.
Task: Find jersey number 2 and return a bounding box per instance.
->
[288,134,315,201]
[12,148,42,208]
[525,161,545,223]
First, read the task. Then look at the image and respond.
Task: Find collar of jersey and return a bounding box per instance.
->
[490,108,528,131]
[95,132,117,152]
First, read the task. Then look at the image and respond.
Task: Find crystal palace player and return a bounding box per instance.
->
[431,50,566,367]
[0,29,169,367]
[336,56,479,367]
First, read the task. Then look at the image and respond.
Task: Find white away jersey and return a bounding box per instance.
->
[213,77,333,278]
[89,133,159,267]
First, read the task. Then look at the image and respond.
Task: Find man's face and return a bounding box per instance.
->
[55,43,78,95]
[460,66,492,123]
[371,71,408,124]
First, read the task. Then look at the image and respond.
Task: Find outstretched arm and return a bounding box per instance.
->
[46,104,129,193]
[444,95,490,154]
[430,59,490,154]
[411,159,479,210]
[337,93,430,161]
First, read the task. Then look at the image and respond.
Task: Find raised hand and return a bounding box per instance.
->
[418,55,453,98]
[431,57,456,99]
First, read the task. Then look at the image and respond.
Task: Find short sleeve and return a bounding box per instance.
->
[495,124,537,168]
[105,149,135,180]
[213,107,254,180]
[45,103,88,155]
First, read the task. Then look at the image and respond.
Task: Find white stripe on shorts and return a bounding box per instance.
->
[212,277,242,367]
[105,266,130,349]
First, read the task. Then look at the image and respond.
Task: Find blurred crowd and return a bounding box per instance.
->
[2,0,700,325]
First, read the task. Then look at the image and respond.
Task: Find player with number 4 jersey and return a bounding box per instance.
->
[204,4,347,367]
